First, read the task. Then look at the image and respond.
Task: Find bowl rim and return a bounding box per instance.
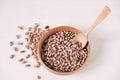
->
[37,26,91,75]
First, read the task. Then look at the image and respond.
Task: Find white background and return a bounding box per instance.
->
[0,0,120,80]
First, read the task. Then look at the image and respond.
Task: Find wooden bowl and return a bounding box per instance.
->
[37,26,90,75]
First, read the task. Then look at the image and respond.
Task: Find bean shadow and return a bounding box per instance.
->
[74,32,105,75]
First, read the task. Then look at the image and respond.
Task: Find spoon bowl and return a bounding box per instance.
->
[72,33,88,48]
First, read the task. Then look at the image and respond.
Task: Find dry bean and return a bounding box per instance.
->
[37,75,41,79]
[16,34,20,39]
[20,50,26,53]
[26,54,31,59]
[25,64,31,67]
[19,58,24,62]
[17,42,24,45]
[10,54,15,59]
[13,47,19,52]
[18,26,24,30]
[10,41,14,46]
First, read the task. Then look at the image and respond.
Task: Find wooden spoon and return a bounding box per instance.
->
[73,6,111,48]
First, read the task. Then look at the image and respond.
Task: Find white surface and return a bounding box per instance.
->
[0,0,120,80]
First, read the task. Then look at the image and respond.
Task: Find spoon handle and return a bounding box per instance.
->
[85,6,111,36]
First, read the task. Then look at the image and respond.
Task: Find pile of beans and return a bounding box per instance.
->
[41,31,88,72]
[9,23,49,80]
